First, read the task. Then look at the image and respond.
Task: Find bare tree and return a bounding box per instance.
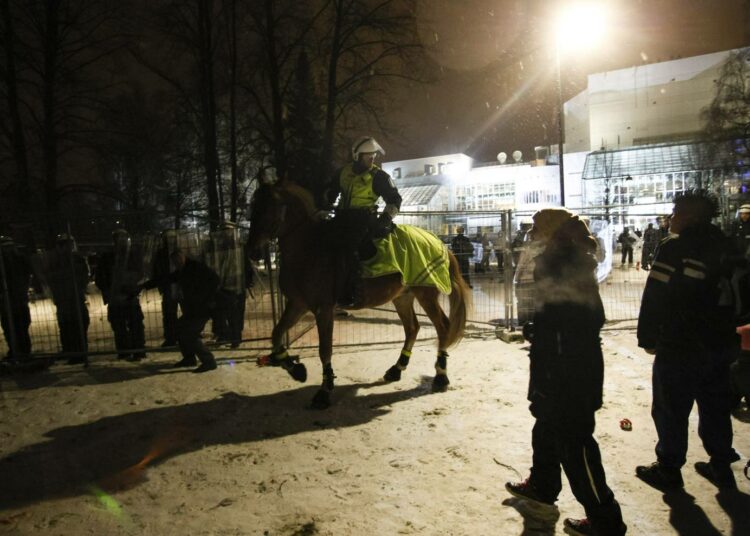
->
[702,47,750,152]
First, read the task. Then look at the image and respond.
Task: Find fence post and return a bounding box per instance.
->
[502,210,515,330]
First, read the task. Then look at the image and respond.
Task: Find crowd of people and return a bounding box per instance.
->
[1,131,750,533]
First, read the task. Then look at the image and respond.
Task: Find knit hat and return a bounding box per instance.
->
[739,204,750,214]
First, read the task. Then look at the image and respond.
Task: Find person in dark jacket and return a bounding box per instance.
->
[728,203,750,260]
[94,230,146,360]
[47,234,90,364]
[0,236,32,361]
[153,230,180,347]
[451,226,474,288]
[142,249,220,373]
[640,223,658,270]
[617,227,636,267]
[636,190,740,490]
[505,208,626,536]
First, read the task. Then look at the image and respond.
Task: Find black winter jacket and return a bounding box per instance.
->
[638,223,737,352]
[528,242,605,422]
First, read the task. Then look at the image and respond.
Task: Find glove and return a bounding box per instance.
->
[372,213,393,239]
[314,210,332,221]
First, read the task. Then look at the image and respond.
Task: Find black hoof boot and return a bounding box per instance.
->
[384,365,402,382]
[310,389,331,409]
[287,362,307,382]
[432,374,450,392]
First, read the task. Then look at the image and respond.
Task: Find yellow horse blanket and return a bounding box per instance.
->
[361,224,451,294]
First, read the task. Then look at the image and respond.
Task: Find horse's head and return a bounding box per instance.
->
[247,179,317,260]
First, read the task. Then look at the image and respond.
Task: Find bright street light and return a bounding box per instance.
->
[554,2,609,206]
[556,3,608,54]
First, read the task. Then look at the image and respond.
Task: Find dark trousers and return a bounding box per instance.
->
[177,314,215,366]
[161,290,179,345]
[620,247,633,264]
[529,418,624,534]
[457,257,471,285]
[0,301,31,358]
[652,346,735,468]
[227,292,246,344]
[57,301,89,354]
[107,299,145,356]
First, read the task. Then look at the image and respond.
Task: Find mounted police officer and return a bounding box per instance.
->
[325,136,402,306]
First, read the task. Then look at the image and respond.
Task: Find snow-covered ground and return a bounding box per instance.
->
[1,329,748,535]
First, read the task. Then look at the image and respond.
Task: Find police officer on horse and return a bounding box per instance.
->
[325,136,402,306]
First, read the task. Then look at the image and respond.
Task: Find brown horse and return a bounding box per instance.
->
[247,179,471,409]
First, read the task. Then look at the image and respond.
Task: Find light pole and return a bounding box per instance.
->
[555,40,566,206]
[554,2,608,208]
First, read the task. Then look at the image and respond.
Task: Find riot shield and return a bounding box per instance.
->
[176,229,203,261]
[110,233,147,303]
[207,228,245,293]
[41,243,90,357]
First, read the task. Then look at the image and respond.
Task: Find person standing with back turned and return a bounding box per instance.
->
[636,190,740,491]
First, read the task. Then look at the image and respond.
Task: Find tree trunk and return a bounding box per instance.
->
[319,0,343,184]
[228,0,239,222]
[0,0,31,217]
[264,0,286,178]
[198,0,221,230]
[42,0,61,240]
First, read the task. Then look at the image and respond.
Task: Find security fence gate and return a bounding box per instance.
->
[0,209,648,368]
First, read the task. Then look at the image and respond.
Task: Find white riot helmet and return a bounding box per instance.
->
[351,136,385,161]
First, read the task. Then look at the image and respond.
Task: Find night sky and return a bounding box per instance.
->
[381,0,750,163]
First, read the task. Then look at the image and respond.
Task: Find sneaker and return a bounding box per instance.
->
[564,518,627,536]
[505,479,554,506]
[563,518,592,535]
[635,462,684,490]
[694,461,736,490]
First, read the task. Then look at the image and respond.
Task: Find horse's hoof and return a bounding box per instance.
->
[287,362,307,383]
[310,389,331,409]
[432,374,450,392]
[383,365,402,382]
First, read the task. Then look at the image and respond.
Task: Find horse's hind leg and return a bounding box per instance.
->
[267,300,308,382]
[413,288,451,392]
[384,293,419,382]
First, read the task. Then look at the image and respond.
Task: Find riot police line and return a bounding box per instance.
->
[0,225,257,370]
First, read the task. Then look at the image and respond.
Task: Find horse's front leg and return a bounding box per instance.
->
[413,289,451,392]
[310,305,335,409]
[264,300,308,382]
[384,293,419,382]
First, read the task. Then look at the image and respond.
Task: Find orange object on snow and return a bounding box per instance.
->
[620,418,632,431]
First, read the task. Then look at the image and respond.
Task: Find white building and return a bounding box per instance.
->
[383,47,749,234]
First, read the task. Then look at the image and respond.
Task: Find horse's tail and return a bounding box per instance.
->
[445,250,471,347]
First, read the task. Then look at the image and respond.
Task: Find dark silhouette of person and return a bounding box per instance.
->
[0,236,32,361]
[152,230,180,347]
[641,223,658,270]
[636,190,740,491]
[451,226,474,288]
[142,249,220,373]
[94,229,146,361]
[617,227,636,267]
[506,208,626,535]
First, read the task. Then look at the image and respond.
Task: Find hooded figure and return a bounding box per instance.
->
[506,208,626,536]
